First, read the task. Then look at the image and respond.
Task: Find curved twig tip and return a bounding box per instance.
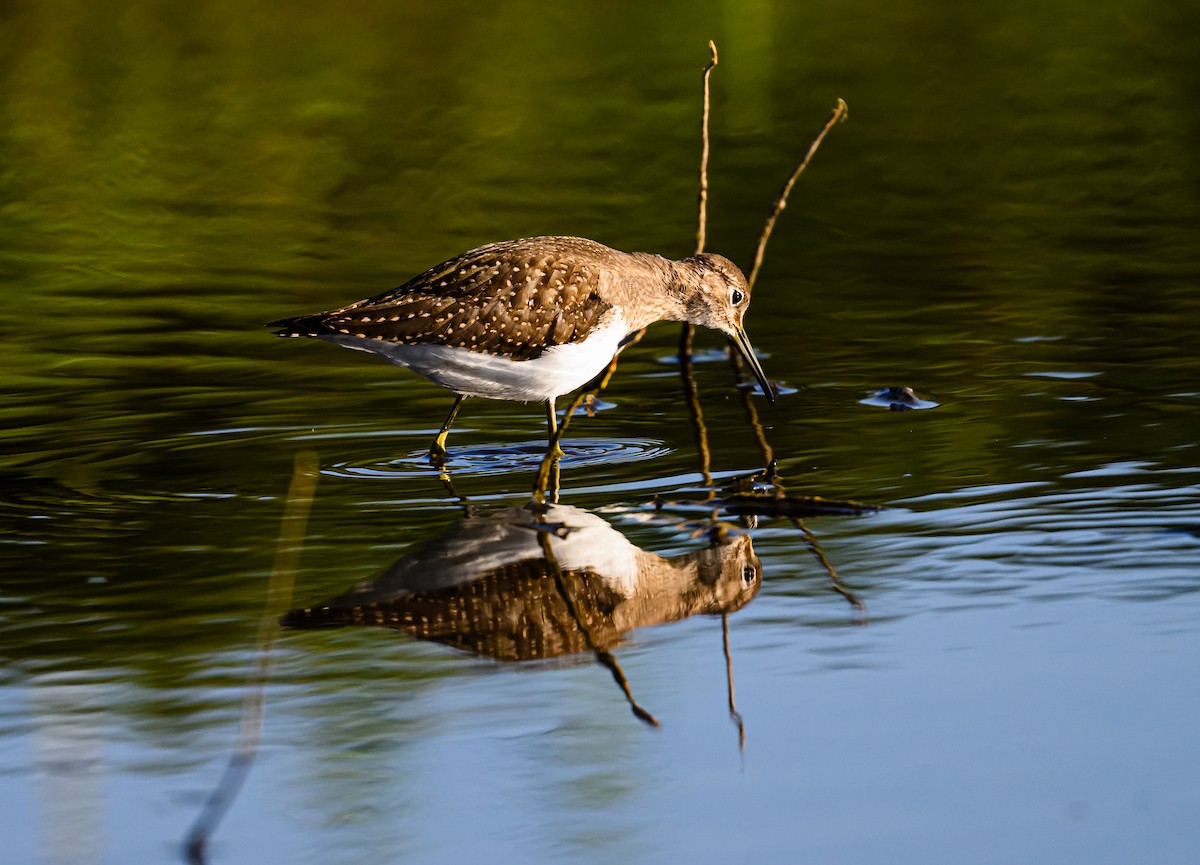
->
[695,40,719,256]
[746,96,849,291]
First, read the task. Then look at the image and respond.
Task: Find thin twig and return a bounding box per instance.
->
[726,350,775,468]
[530,40,719,465]
[747,98,848,291]
[672,39,719,496]
[696,40,718,256]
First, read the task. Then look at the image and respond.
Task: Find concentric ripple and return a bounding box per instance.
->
[323,437,673,479]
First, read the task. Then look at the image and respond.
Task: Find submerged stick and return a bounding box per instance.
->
[722,613,746,752]
[747,98,848,291]
[183,451,318,864]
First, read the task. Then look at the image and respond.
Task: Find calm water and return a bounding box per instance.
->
[3,1,1199,863]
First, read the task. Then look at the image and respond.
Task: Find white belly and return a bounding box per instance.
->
[321,315,629,402]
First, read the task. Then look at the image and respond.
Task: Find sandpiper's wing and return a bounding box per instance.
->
[271,237,620,361]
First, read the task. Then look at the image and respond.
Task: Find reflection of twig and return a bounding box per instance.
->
[535,529,661,727]
[722,613,745,752]
[791,517,865,614]
[679,323,714,488]
[183,452,318,864]
[727,350,775,469]
[696,40,718,257]
[595,651,661,728]
[747,98,848,291]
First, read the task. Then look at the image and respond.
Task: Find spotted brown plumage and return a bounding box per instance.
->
[273,237,626,361]
[269,235,773,464]
[280,504,762,666]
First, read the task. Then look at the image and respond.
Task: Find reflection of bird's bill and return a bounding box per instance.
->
[732,327,775,404]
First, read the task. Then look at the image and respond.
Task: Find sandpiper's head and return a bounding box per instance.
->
[677,253,775,404]
[688,532,763,614]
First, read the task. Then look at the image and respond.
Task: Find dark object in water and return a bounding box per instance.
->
[860,386,939,411]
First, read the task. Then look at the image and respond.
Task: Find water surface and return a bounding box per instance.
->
[2,1,1199,863]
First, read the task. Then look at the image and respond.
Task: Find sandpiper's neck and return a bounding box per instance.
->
[602,252,695,331]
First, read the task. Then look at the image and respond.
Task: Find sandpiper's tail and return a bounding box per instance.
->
[269,314,335,337]
[279,604,357,629]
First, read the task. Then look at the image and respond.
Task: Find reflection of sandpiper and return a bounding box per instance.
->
[270,237,772,463]
[282,504,761,725]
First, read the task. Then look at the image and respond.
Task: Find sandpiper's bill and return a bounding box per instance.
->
[270,235,773,462]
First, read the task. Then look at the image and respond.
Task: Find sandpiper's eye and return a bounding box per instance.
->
[730,288,745,306]
[742,565,756,583]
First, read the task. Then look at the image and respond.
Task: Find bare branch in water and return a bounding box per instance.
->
[747,98,848,291]
[696,39,719,256]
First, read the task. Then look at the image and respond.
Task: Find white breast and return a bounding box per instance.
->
[321,314,630,402]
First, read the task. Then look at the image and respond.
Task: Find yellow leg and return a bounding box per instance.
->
[532,398,566,504]
[429,395,465,466]
[546,399,564,460]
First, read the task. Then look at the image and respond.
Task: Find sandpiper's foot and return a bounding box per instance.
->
[531,444,564,505]
[429,433,451,468]
[531,467,553,505]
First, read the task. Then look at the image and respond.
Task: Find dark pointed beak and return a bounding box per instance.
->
[731,327,775,404]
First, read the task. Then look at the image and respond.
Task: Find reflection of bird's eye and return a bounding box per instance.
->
[742,565,756,583]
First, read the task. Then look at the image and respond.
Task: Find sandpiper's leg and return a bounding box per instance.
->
[533,398,566,505]
[430,395,466,465]
[545,399,564,460]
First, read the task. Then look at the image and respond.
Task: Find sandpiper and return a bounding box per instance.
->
[270,235,773,462]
